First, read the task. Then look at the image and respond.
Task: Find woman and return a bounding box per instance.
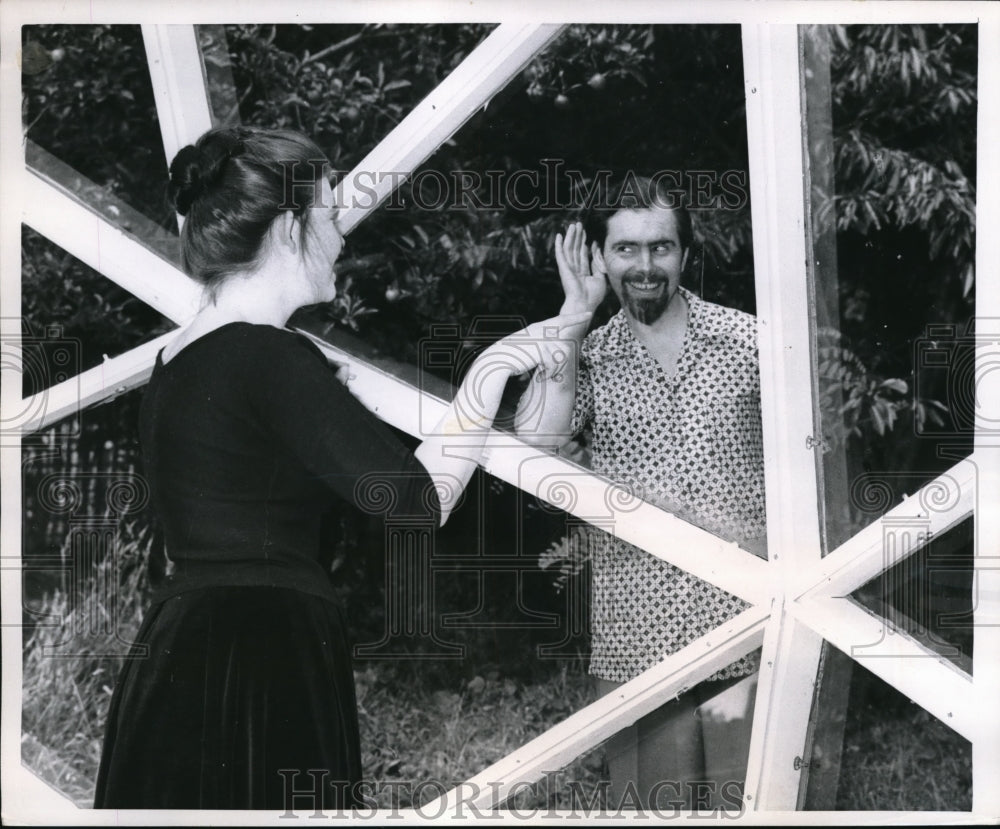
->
[94,126,584,810]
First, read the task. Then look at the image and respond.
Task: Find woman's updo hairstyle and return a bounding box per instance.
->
[168,127,330,294]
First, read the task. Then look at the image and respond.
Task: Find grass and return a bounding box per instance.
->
[21,523,151,807]
[20,527,974,813]
[355,661,605,809]
[835,665,972,811]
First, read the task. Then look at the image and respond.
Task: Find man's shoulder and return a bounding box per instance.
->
[581,310,629,357]
[689,291,758,353]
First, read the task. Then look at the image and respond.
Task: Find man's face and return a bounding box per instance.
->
[598,207,689,325]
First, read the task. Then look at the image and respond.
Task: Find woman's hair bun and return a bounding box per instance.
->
[168,131,246,216]
[168,145,209,216]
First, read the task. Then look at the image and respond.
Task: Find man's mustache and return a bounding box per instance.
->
[622,269,669,285]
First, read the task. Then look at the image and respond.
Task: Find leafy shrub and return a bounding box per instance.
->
[22,25,176,229]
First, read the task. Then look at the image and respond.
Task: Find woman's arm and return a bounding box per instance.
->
[414,312,590,525]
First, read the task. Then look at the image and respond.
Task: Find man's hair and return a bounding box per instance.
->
[582,174,693,253]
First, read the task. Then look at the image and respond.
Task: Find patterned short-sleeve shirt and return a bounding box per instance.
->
[572,287,767,682]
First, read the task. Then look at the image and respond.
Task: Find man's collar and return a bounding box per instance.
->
[609,285,704,349]
[677,284,703,320]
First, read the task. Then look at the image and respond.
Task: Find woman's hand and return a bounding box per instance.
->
[329,358,355,388]
[491,311,593,382]
[555,222,607,315]
[416,310,591,524]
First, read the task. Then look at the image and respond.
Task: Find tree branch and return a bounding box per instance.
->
[301,30,367,66]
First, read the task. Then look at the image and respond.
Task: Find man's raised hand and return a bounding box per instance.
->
[555,221,607,315]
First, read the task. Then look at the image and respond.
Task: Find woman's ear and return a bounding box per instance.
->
[274,210,298,256]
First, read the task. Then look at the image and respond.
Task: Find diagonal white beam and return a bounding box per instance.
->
[791,596,976,742]
[300,332,771,604]
[19,166,194,434]
[22,171,201,324]
[797,457,976,601]
[142,24,215,175]
[16,330,180,435]
[423,605,769,813]
[336,23,563,234]
[508,452,769,604]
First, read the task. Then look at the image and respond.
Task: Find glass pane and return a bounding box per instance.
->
[294,23,764,557]
[197,25,241,128]
[288,27,765,802]
[802,656,971,810]
[21,389,151,808]
[22,25,178,236]
[21,226,177,396]
[348,471,602,807]
[499,656,761,815]
[337,457,759,812]
[211,24,496,172]
[355,653,760,814]
[852,516,973,674]
[801,24,978,551]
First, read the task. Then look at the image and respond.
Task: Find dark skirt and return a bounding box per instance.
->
[94,586,362,810]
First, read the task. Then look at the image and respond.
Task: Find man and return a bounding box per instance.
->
[516,175,767,811]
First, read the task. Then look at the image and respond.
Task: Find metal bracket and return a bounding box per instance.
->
[805,434,830,454]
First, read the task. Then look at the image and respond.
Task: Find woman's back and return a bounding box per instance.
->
[142,322,438,603]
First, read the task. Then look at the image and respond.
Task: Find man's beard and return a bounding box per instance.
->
[621,271,676,325]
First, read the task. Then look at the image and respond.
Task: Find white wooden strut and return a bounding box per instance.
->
[741,22,825,811]
[141,24,215,191]
[971,15,1000,818]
